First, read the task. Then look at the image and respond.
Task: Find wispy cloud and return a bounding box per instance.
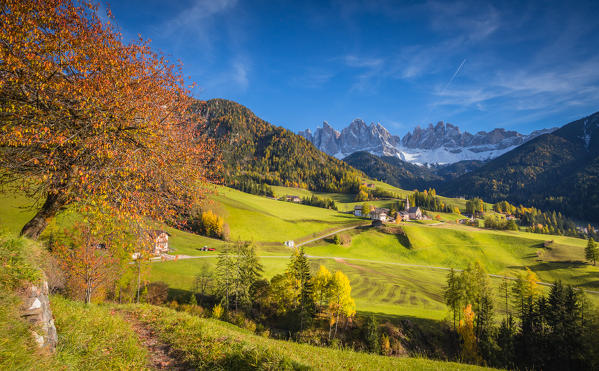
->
[157,0,242,61]
[199,57,251,94]
[426,0,501,42]
[163,0,237,34]
[432,57,599,122]
[231,60,249,90]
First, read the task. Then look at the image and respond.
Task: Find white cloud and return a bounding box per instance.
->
[232,60,249,90]
[165,0,237,31]
[432,57,599,122]
[198,57,251,94]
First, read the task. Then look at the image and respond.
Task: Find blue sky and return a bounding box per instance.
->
[105,0,599,136]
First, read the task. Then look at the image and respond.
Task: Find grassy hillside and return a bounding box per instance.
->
[146,185,599,323]
[4,183,597,325]
[0,234,147,370]
[0,232,495,370]
[123,304,492,370]
[210,187,361,242]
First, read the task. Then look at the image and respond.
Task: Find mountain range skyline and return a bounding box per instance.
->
[299,117,557,165]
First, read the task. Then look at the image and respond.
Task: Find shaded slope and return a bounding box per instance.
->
[441,111,599,222]
[343,151,485,190]
[343,151,442,189]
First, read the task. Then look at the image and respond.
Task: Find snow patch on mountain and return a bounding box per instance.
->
[299,120,556,165]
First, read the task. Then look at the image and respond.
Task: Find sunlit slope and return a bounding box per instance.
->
[210,187,359,242]
[124,304,495,370]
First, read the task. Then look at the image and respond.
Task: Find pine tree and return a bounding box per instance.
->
[364,315,380,354]
[215,248,235,310]
[287,247,316,330]
[585,238,597,266]
[233,241,263,310]
[498,276,510,317]
[496,315,515,369]
[444,268,462,330]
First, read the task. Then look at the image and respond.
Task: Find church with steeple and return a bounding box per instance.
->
[404,196,423,220]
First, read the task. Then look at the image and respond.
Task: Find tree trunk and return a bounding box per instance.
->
[85,285,92,304]
[20,191,67,239]
[136,261,141,303]
[334,309,340,339]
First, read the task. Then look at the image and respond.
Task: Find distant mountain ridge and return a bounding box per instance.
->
[440,111,599,222]
[299,120,556,165]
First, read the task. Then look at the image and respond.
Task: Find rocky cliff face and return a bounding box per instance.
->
[299,119,401,158]
[300,120,556,165]
[21,280,58,352]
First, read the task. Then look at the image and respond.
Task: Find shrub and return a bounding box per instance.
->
[180,303,205,317]
[212,303,224,319]
[339,233,352,246]
[146,281,169,305]
[381,334,391,355]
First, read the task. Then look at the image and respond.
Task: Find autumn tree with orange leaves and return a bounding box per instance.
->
[54,221,122,303]
[0,0,217,239]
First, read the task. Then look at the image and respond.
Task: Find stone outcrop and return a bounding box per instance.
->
[20,280,58,352]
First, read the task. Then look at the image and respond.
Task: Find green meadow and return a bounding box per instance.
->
[3,184,598,324]
[210,187,359,242]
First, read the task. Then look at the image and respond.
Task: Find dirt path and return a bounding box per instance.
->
[120,312,189,370]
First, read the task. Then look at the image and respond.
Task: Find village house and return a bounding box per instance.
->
[370,208,389,222]
[149,230,170,256]
[354,205,363,217]
[285,195,301,203]
[398,210,410,221]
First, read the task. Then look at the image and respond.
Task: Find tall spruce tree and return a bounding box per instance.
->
[364,315,380,354]
[586,238,598,265]
[287,247,316,330]
[444,268,462,330]
[215,248,235,310]
[231,241,263,311]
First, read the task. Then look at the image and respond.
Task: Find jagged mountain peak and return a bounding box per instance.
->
[300,118,556,165]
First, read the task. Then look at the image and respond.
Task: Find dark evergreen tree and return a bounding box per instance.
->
[586,237,598,265]
[496,315,515,369]
[364,315,380,354]
[287,247,316,330]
